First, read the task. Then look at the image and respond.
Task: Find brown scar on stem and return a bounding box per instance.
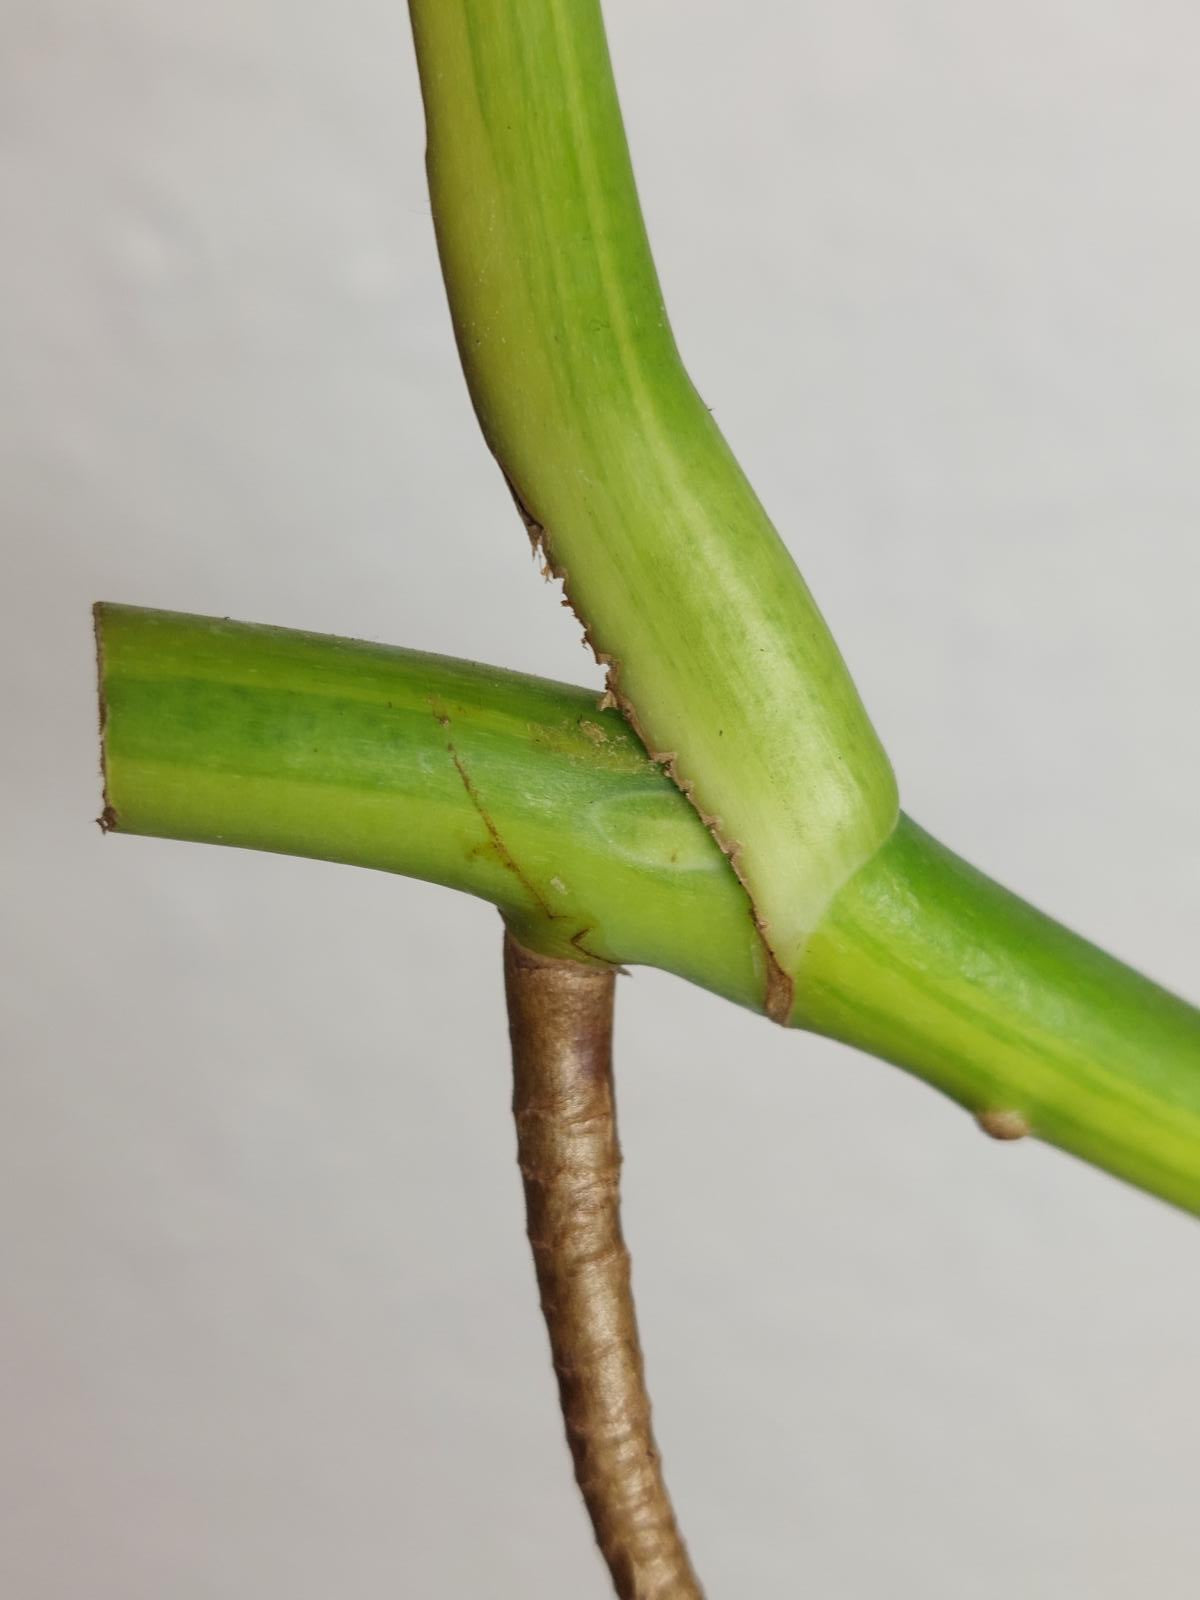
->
[977,1107,1031,1141]
[430,697,613,966]
[569,926,623,971]
[501,471,796,1025]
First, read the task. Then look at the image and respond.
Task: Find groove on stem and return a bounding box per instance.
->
[504,931,703,1600]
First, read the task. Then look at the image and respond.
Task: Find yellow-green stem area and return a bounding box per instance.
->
[98,606,1200,1216]
[97,604,764,1005]
[804,824,1200,1216]
[408,0,898,1003]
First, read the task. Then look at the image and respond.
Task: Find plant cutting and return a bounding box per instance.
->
[94,3,1200,1596]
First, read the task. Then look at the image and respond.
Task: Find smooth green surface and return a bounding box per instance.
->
[98,606,1200,1214]
[805,821,1200,1214]
[98,604,764,1007]
[408,0,898,993]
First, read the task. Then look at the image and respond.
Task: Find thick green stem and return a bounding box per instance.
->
[407,0,898,1009]
[803,824,1200,1215]
[96,603,763,1005]
[97,604,1200,1215]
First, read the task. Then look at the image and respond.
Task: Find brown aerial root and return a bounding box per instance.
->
[503,931,704,1600]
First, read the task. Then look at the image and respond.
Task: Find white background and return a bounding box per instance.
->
[3,2,1199,1595]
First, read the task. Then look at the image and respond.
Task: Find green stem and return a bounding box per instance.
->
[97,604,1200,1215]
[407,0,898,1003]
[96,603,763,1006]
[804,823,1200,1215]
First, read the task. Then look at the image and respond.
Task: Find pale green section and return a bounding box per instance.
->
[407,0,898,986]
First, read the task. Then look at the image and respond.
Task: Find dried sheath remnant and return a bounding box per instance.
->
[504,932,703,1600]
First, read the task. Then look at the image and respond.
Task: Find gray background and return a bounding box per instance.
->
[2,2,1198,1595]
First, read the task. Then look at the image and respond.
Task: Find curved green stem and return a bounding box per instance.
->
[407,0,898,1008]
[97,604,1200,1215]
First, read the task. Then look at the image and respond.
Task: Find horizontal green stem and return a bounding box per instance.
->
[98,604,1200,1215]
[96,603,764,1005]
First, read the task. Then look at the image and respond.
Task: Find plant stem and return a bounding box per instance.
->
[803,822,1200,1215]
[407,0,898,1009]
[95,603,763,1005]
[505,932,702,1600]
[97,603,1200,1215]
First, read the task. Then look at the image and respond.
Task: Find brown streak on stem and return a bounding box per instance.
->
[435,702,612,964]
[504,932,703,1600]
[447,739,558,922]
[499,473,793,1024]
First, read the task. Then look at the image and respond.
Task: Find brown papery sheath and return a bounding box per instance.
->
[504,931,703,1600]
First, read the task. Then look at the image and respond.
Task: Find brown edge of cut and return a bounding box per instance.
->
[504,930,704,1600]
[93,602,119,833]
